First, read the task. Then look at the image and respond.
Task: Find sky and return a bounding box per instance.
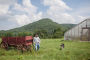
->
[0,0,90,30]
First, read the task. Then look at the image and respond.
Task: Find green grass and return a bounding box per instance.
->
[0,39,90,60]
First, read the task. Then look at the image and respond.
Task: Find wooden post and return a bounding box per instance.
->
[88,29,90,41]
[80,29,83,41]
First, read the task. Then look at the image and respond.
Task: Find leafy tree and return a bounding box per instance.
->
[17,32,32,37]
[53,28,63,38]
[34,30,48,38]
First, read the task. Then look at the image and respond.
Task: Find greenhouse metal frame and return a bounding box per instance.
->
[64,19,90,41]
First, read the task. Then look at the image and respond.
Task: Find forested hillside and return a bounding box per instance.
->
[0,18,76,38]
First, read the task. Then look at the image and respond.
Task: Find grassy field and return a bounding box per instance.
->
[0,38,90,60]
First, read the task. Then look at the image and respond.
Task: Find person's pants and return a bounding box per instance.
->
[35,43,40,51]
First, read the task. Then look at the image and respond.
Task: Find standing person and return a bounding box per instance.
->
[33,34,40,51]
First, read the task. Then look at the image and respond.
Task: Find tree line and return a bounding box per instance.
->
[0,28,65,39]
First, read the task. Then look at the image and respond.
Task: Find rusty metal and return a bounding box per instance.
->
[0,36,33,50]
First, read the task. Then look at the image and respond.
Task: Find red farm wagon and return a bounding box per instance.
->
[0,36,33,51]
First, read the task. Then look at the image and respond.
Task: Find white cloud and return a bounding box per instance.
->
[32,12,43,21]
[78,16,86,20]
[0,0,16,15]
[75,15,88,23]
[13,15,31,26]
[0,5,9,15]
[13,0,37,14]
[10,0,43,26]
[11,0,42,26]
[10,12,42,26]
[0,0,43,30]
[69,6,90,23]
[22,0,36,9]
[0,0,16,5]
[43,0,75,24]
[43,0,71,10]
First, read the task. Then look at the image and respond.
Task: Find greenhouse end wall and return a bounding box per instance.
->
[64,19,90,41]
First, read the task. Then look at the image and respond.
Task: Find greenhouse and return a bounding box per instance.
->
[64,18,90,41]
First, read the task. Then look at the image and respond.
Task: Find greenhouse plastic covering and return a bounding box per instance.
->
[64,19,90,41]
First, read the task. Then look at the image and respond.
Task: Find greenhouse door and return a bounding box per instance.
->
[81,28,88,41]
[88,29,90,41]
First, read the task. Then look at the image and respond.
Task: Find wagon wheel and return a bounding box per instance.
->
[0,42,8,49]
[21,45,32,52]
[19,45,28,53]
[26,45,32,52]
[16,45,23,50]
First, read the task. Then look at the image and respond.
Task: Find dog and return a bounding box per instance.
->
[60,43,64,50]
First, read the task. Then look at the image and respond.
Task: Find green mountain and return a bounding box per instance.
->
[8,18,60,32]
[61,24,76,30]
[0,18,76,33]
[7,18,75,32]
[0,18,76,38]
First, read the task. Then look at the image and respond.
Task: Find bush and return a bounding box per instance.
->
[0,32,32,37]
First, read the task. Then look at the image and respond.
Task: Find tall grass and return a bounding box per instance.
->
[0,39,90,60]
